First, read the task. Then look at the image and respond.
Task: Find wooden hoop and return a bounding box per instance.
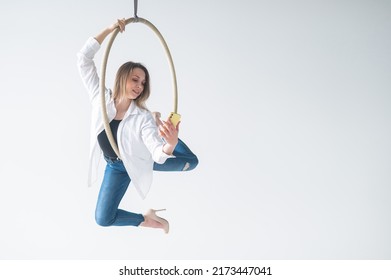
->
[100,17,178,159]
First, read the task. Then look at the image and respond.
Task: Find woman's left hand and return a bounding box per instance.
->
[160,118,179,155]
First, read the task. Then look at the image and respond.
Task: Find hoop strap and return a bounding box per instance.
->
[134,0,139,21]
[100,17,178,159]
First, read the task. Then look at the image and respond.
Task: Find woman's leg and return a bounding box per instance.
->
[153,138,199,172]
[95,160,144,227]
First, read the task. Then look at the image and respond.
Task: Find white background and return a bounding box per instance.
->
[0,0,390,259]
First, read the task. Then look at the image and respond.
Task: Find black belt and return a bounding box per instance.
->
[104,155,122,163]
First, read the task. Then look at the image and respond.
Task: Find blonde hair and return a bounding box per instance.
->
[112,62,151,110]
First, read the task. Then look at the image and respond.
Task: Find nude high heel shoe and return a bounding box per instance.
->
[144,209,169,234]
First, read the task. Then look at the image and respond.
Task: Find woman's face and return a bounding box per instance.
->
[125,67,146,100]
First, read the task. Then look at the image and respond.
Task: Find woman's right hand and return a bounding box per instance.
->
[95,18,126,45]
[111,18,126,33]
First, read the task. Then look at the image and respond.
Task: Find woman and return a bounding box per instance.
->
[77,18,198,233]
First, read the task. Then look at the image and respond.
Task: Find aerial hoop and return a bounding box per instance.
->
[100,17,178,159]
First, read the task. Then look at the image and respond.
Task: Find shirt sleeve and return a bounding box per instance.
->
[76,37,102,101]
[141,113,175,164]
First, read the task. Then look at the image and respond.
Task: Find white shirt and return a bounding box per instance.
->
[77,37,174,199]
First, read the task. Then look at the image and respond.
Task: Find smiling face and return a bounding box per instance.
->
[113,61,151,110]
[125,68,146,100]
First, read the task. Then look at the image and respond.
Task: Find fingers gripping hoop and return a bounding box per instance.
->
[100,17,178,159]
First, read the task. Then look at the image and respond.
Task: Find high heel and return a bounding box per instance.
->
[144,209,169,234]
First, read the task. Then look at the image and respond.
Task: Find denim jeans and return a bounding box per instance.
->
[153,139,198,171]
[95,139,198,227]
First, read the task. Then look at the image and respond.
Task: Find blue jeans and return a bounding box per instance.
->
[153,139,198,171]
[95,139,198,227]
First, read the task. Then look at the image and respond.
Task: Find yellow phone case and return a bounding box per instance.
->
[169,112,181,126]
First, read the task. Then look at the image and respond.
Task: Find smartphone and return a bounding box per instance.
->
[169,112,181,127]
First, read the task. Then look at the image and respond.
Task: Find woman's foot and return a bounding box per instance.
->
[140,209,169,234]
